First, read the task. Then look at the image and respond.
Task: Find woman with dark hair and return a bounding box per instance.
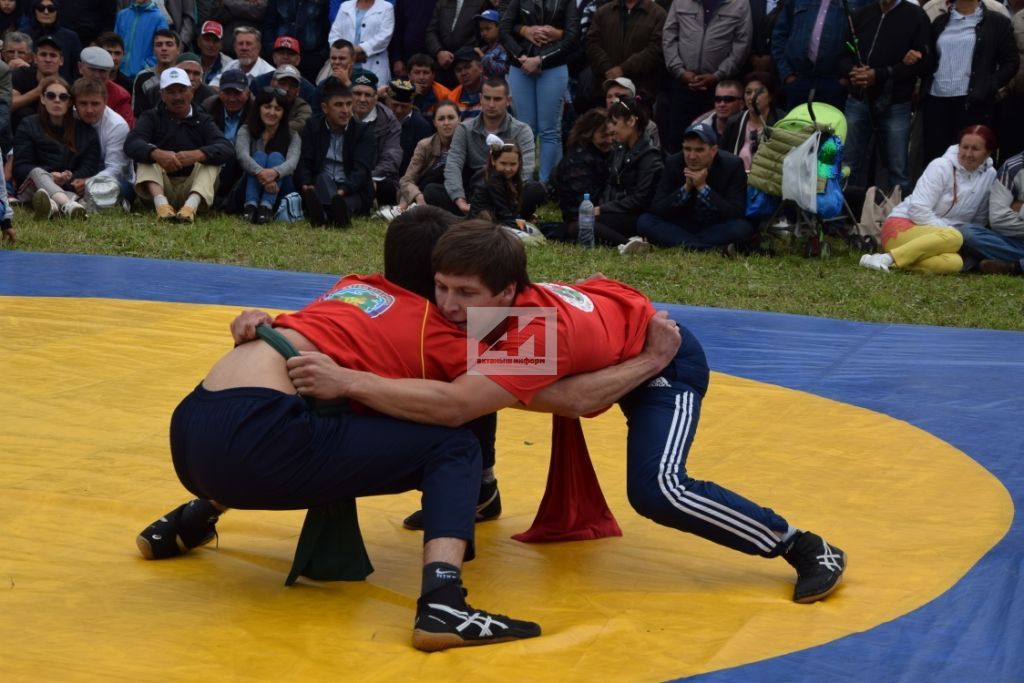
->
[400,99,460,214]
[860,125,997,275]
[235,87,300,224]
[722,71,784,171]
[0,0,25,39]
[21,0,81,81]
[589,96,663,246]
[550,107,613,232]
[14,75,100,220]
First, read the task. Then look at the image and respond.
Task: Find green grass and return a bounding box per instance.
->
[5,205,1024,331]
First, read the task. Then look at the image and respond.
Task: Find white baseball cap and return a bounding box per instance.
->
[160,67,191,90]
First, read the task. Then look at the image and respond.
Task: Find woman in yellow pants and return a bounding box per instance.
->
[860,125,997,274]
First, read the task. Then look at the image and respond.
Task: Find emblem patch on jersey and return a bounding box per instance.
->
[539,283,594,312]
[320,283,395,318]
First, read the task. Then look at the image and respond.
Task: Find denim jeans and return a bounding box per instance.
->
[508,64,569,184]
[245,151,288,208]
[957,223,1024,270]
[844,97,912,196]
[637,214,753,249]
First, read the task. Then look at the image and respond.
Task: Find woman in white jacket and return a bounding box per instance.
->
[860,125,997,274]
[328,0,394,86]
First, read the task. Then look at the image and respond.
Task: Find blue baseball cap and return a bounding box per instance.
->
[475,9,500,22]
[683,121,718,145]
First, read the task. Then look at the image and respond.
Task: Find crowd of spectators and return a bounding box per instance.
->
[0,0,1022,274]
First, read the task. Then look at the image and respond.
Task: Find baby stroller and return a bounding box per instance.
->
[747,98,859,257]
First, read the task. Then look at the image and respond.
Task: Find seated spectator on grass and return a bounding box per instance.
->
[316,39,355,89]
[407,52,452,122]
[860,125,997,275]
[551,107,613,233]
[468,138,526,226]
[221,26,275,84]
[14,76,100,220]
[637,121,751,252]
[23,0,80,82]
[175,53,217,112]
[350,68,402,207]
[475,8,508,79]
[957,147,1024,275]
[2,31,33,69]
[269,64,313,133]
[196,21,232,87]
[295,79,376,227]
[132,28,181,118]
[11,35,63,136]
[94,32,134,93]
[124,67,235,223]
[201,68,252,209]
[115,0,169,80]
[584,96,663,248]
[78,46,135,128]
[603,76,660,149]
[449,46,485,119]
[398,99,460,213]
[721,72,784,171]
[70,77,134,203]
[693,80,745,142]
[236,87,300,224]
[427,77,544,218]
[385,79,433,175]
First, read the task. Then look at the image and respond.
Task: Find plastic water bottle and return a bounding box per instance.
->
[578,193,595,248]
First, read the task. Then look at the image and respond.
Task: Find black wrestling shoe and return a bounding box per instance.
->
[782,531,847,603]
[412,581,541,652]
[403,480,502,531]
[136,499,220,560]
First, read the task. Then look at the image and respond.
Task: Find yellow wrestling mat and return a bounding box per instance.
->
[0,297,1013,681]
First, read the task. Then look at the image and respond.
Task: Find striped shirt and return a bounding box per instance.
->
[930,8,981,98]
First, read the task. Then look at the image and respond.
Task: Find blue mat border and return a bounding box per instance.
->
[3,251,1020,682]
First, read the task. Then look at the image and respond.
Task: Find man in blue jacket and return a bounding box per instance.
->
[124,68,234,223]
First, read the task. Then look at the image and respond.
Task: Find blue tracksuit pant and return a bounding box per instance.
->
[170,385,481,544]
[619,326,790,558]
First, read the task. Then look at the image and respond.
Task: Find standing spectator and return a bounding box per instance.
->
[0,56,11,154]
[449,46,485,119]
[499,0,579,186]
[23,0,80,82]
[196,20,232,86]
[236,86,300,223]
[425,0,488,87]
[840,0,931,196]
[408,52,451,122]
[218,26,275,85]
[350,68,402,207]
[588,96,663,247]
[922,0,1018,165]
[860,125,996,274]
[960,148,1024,274]
[70,76,134,203]
[328,0,395,86]
[11,34,62,134]
[115,0,169,80]
[638,120,751,251]
[475,8,508,79]
[748,0,782,73]
[585,0,666,107]
[125,67,235,223]
[662,0,750,150]
[399,98,460,212]
[385,78,433,175]
[131,28,180,117]
[201,67,252,209]
[15,75,99,220]
[430,76,544,217]
[0,0,25,41]
[390,0,439,78]
[78,46,135,129]
[772,0,863,110]
[262,0,330,85]
[295,79,377,226]
[95,32,135,93]
[997,6,1024,159]
[551,106,614,232]
[206,0,268,55]
[161,0,198,48]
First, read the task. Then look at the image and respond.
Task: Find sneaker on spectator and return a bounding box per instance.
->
[62,200,87,220]
[176,205,196,224]
[156,204,177,221]
[32,189,57,219]
[412,581,541,651]
[136,499,221,560]
[782,531,846,603]
[859,253,892,272]
[618,236,652,255]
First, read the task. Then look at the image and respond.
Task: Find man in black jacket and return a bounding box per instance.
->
[295,79,377,227]
[839,0,931,196]
[124,68,235,223]
[637,121,751,251]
